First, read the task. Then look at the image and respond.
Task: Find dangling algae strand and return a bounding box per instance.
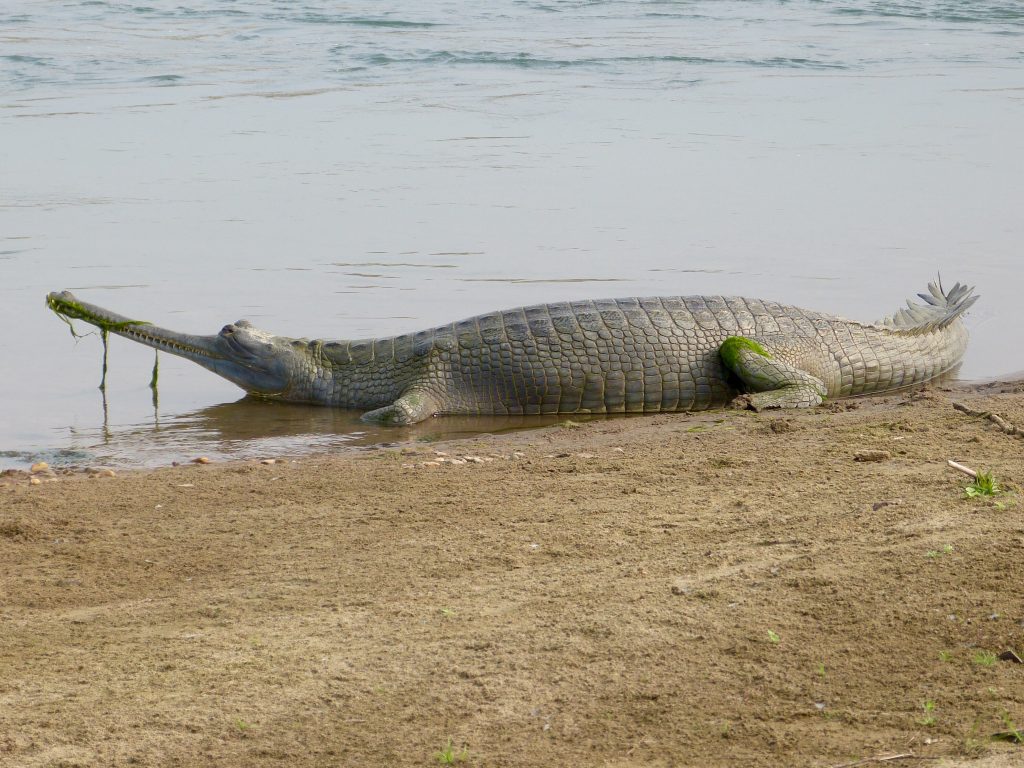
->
[45,293,150,392]
[100,328,109,391]
[150,350,160,410]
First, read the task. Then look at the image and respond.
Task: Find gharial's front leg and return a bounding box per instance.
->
[719,336,826,411]
[361,388,440,425]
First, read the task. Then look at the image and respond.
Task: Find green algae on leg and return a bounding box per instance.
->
[719,336,772,370]
[719,335,825,410]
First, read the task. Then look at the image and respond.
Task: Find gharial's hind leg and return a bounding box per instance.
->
[720,336,826,411]
[361,389,439,425]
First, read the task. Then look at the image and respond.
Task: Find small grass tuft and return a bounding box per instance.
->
[939,650,953,662]
[965,470,1001,498]
[994,711,1024,744]
[973,650,998,667]
[767,629,781,644]
[435,738,469,765]
[919,700,937,727]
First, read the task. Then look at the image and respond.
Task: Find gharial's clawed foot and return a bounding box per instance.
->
[744,387,823,411]
[729,394,756,411]
[360,389,438,425]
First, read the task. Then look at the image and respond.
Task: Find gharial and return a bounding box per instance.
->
[46,278,976,424]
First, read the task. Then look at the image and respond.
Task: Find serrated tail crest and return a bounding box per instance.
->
[876,277,978,334]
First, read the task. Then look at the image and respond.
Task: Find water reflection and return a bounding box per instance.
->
[46,397,593,469]
[187,398,585,444]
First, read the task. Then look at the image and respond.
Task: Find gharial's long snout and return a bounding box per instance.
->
[46,290,297,397]
[47,290,222,358]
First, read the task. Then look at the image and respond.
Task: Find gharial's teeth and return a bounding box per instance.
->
[117,328,210,358]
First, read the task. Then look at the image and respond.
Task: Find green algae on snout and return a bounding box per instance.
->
[45,293,149,333]
[46,293,151,391]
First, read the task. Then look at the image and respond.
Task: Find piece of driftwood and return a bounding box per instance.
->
[830,753,936,768]
[947,460,978,479]
[952,402,1022,437]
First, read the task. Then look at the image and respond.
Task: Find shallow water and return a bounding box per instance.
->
[2,1,1022,469]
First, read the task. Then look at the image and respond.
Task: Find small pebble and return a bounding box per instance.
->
[193,457,211,464]
[30,461,50,473]
[260,459,277,465]
[29,477,42,485]
[872,499,902,511]
[96,469,116,478]
[421,461,441,468]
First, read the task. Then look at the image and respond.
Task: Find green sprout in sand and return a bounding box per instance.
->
[965,470,1001,499]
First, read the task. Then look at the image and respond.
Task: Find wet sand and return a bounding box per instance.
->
[2,382,1024,767]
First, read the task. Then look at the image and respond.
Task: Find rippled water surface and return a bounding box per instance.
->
[2,1,1022,468]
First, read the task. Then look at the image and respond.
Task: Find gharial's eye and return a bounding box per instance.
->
[220,324,236,335]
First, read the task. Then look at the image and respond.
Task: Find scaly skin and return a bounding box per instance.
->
[46,281,977,423]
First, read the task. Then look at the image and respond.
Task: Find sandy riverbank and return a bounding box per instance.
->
[2,381,1024,767]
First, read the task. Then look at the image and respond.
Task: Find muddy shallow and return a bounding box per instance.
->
[2,381,1024,767]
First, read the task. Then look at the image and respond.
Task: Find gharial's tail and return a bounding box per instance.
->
[875,277,978,334]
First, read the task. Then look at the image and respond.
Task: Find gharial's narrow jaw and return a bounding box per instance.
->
[46,291,304,399]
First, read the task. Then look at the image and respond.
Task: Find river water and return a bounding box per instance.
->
[2,1,1022,468]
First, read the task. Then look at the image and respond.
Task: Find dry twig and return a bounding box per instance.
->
[830,753,936,768]
[952,402,1023,437]
[947,459,978,478]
